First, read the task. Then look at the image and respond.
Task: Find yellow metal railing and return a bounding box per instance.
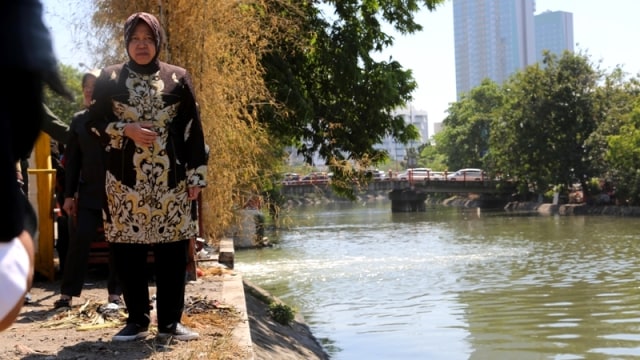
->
[27,132,57,281]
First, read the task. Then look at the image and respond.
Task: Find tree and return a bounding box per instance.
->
[44,64,85,124]
[437,79,504,172]
[417,141,447,170]
[491,51,601,196]
[604,92,640,204]
[259,0,446,197]
[586,68,640,203]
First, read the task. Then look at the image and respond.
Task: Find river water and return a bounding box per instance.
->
[235,201,640,360]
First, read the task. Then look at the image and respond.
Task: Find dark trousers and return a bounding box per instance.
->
[55,213,69,272]
[60,207,121,297]
[111,239,189,330]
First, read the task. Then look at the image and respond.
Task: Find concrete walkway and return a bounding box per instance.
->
[213,238,255,359]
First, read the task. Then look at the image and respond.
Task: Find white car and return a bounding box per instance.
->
[427,171,446,181]
[398,168,433,181]
[446,168,486,181]
[366,169,386,181]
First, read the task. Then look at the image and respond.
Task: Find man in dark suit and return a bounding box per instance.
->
[54,70,122,309]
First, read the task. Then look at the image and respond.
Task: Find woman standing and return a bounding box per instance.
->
[88,12,208,343]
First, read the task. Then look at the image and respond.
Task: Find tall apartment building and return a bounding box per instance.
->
[453,0,536,98]
[534,10,574,62]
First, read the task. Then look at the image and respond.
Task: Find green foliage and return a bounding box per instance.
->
[489,51,601,194]
[433,50,640,205]
[586,67,640,176]
[268,302,296,326]
[44,64,85,124]
[258,0,447,198]
[606,118,640,204]
[586,177,602,195]
[418,141,447,170]
[437,79,504,172]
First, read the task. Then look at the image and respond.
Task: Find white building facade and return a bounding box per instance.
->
[375,107,429,165]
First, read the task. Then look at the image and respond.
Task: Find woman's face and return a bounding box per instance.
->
[128,22,156,65]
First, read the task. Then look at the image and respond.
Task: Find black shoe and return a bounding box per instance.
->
[112,323,149,341]
[156,323,199,342]
[53,297,71,309]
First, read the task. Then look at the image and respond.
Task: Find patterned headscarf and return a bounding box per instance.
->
[124,12,163,62]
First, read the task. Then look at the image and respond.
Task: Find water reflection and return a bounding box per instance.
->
[236,201,640,359]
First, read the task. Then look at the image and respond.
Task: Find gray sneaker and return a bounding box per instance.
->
[156,323,199,342]
[112,323,149,341]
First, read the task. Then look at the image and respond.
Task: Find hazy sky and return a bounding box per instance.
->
[44,0,640,129]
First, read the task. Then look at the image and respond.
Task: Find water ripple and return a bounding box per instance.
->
[237,203,640,359]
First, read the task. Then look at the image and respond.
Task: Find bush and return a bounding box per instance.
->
[268,302,296,325]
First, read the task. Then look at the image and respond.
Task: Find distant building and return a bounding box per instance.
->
[433,122,444,136]
[375,107,429,165]
[284,145,325,169]
[453,0,536,98]
[534,10,574,62]
[285,107,429,169]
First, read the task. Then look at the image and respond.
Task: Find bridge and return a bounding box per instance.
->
[281,179,517,212]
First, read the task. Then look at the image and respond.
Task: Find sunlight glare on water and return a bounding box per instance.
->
[236,202,640,359]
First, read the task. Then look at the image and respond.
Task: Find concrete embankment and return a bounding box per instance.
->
[282,189,640,217]
[427,194,640,217]
[223,237,329,360]
[502,201,640,217]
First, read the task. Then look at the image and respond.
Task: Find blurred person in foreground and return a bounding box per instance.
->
[18,104,70,197]
[87,12,208,343]
[18,104,69,305]
[0,0,72,331]
[54,69,123,310]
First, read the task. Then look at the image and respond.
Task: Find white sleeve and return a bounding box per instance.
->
[0,238,30,321]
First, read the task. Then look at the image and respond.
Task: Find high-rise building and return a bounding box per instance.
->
[453,0,536,98]
[375,107,429,165]
[534,10,574,62]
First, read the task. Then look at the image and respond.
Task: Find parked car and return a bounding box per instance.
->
[365,169,386,181]
[426,171,446,181]
[301,171,331,183]
[446,168,486,181]
[281,172,300,184]
[397,168,433,181]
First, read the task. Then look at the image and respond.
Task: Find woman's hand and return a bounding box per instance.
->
[124,122,157,146]
[188,186,201,200]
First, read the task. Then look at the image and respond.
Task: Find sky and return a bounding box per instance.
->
[43,0,640,131]
[376,0,640,129]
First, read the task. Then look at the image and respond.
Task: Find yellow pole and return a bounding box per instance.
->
[28,133,57,281]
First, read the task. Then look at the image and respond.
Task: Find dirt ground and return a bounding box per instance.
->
[0,266,329,360]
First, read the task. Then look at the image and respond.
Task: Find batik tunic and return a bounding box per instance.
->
[88,60,207,244]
